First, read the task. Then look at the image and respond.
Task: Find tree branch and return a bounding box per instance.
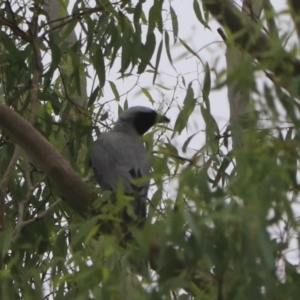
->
[202,0,300,79]
[14,198,62,242]
[0,103,96,217]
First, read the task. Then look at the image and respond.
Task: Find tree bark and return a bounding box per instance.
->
[226,0,264,148]
[0,103,95,217]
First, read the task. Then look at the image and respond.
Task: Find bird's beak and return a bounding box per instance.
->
[156,114,170,124]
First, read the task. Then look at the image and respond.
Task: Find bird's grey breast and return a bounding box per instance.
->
[90,131,151,194]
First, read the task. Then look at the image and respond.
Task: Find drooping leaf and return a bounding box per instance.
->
[88,86,100,107]
[202,63,211,112]
[170,5,178,43]
[179,38,202,61]
[138,32,156,73]
[109,81,120,101]
[193,0,211,29]
[164,30,173,66]
[93,48,106,88]
[153,39,163,83]
[141,88,155,103]
[173,83,196,136]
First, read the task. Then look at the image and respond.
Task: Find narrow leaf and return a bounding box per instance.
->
[94,48,106,88]
[109,81,120,101]
[164,31,173,66]
[170,5,178,43]
[88,86,100,107]
[193,0,211,29]
[138,32,156,74]
[153,39,163,84]
[203,63,211,112]
[141,88,155,103]
[121,23,132,73]
[182,132,199,153]
[179,38,201,61]
[173,83,195,136]
[201,106,219,135]
[212,155,232,187]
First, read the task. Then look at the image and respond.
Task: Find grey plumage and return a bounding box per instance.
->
[91,106,169,224]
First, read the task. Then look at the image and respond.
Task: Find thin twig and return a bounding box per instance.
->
[22,198,61,227]
[13,168,46,240]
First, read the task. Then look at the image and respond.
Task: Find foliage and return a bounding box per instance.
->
[0,1,300,300]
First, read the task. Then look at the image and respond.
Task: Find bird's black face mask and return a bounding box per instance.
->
[133,111,170,135]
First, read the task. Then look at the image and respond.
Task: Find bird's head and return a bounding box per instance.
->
[113,106,170,136]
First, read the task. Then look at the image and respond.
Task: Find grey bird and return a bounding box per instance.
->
[90,106,170,226]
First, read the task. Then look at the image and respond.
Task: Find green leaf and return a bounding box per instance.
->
[164,31,173,66]
[133,2,142,34]
[258,229,275,270]
[170,5,178,43]
[182,76,186,88]
[0,226,14,257]
[100,111,108,121]
[285,127,293,141]
[148,0,163,35]
[179,38,201,61]
[44,31,61,88]
[212,154,232,187]
[173,83,196,136]
[153,39,163,83]
[120,21,132,74]
[124,99,129,110]
[141,88,155,103]
[93,48,106,88]
[193,0,211,29]
[138,32,156,73]
[71,218,99,247]
[53,231,67,258]
[201,105,220,153]
[109,81,120,101]
[182,132,199,153]
[164,141,179,156]
[154,83,172,90]
[203,63,211,112]
[41,91,61,115]
[0,31,22,59]
[148,189,162,218]
[86,16,95,54]
[201,105,219,136]
[88,86,100,107]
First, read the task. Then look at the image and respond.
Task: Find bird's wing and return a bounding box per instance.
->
[90,132,151,196]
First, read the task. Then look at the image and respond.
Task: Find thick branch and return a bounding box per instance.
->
[0,103,96,217]
[202,0,300,78]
